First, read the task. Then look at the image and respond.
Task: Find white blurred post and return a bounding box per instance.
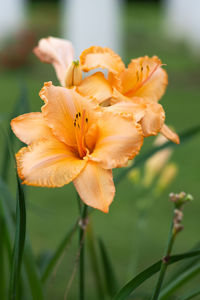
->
[0,0,26,43]
[163,0,200,52]
[61,0,123,57]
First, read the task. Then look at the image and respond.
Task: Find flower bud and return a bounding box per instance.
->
[65,60,82,87]
[155,163,178,194]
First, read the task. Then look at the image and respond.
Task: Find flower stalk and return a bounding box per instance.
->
[151,192,192,300]
[79,204,88,300]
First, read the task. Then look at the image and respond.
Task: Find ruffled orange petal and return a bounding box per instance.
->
[122,56,168,102]
[73,161,115,213]
[108,89,146,122]
[89,112,143,169]
[80,46,125,74]
[11,112,52,145]
[16,138,86,187]
[40,82,99,148]
[77,72,112,104]
[160,124,180,144]
[33,37,74,86]
[140,101,165,137]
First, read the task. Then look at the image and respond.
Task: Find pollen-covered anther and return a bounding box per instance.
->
[65,60,82,88]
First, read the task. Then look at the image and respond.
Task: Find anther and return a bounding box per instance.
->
[86,118,88,123]
[136,71,139,82]
[76,113,78,118]
[141,66,143,71]
[79,112,81,117]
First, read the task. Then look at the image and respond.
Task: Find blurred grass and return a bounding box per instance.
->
[0,2,200,299]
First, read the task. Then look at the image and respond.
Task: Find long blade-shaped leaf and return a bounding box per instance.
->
[87,223,105,299]
[159,262,200,300]
[9,175,26,300]
[41,220,79,283]
[178,288,200,300]
[99,238,118,297]
[113,249,200,300]
[115,124,200,185]
[0,176,44,299]
[1,84,29,181]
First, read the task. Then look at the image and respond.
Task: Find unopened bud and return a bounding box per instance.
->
[169,191,193,209]
[143,139,172,187]
[65,60,82,87]
[127,168,140,184]
[155,163,178,194]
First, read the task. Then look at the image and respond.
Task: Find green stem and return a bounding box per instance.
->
[79,204,88,300]
[151,218,176,300]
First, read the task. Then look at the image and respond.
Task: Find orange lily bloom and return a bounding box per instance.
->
[11,82,143,213]
[34,38,179,144]
[79,47,179,144]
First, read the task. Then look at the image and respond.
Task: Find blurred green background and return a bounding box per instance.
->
[0,1,200,299]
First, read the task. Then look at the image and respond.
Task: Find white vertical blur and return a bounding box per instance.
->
[163,0,200,52]
[61,0,123,57]
[0,0,26,42]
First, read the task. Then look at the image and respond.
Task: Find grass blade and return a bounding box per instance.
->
[115,124,200,185]
[178,288,200,300]
[41,220,79,283]
[113,249,200,300]
[159,262,200,300]
[9,175,26,300]
[0,176,44,299]
[99,238,118,297]
[87,223,105,299]
[1,84,29,181]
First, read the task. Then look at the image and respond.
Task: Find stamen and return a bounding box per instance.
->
[73,109,88,158]
[136,71,139,82]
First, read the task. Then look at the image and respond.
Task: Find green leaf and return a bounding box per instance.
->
[87,222,105,299]
[165,241,200,286]
[113,249,200,300]
[41,220,79,283]
[177,288,200,300]
[99,238,118,297]
[0,175,44,299]
[159,262,200,300]
[1,84,29,181]
[23,241,44,300]
[115,124,200,185]
[9,175,26,300]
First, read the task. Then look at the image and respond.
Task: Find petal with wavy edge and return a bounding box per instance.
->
[80,46,125,74]
[40,82,100,148]
[160,124,180,144]
[11,112,53,145]
[77,72,112,103]
[33,37,74,86]
[140,101,165,137]
[74,161,115,213]
[16,138,86,187]
[121,56,168,102]
[89,112,143,169]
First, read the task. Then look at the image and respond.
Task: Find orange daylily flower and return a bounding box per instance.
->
[79,46,179,144]
[34,38,179,144]
[11,82,143,213]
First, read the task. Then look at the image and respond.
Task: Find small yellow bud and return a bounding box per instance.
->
[155,163,178,194]
[65,60,82,87]
[127,168,140,184]
[143,148,172,187]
